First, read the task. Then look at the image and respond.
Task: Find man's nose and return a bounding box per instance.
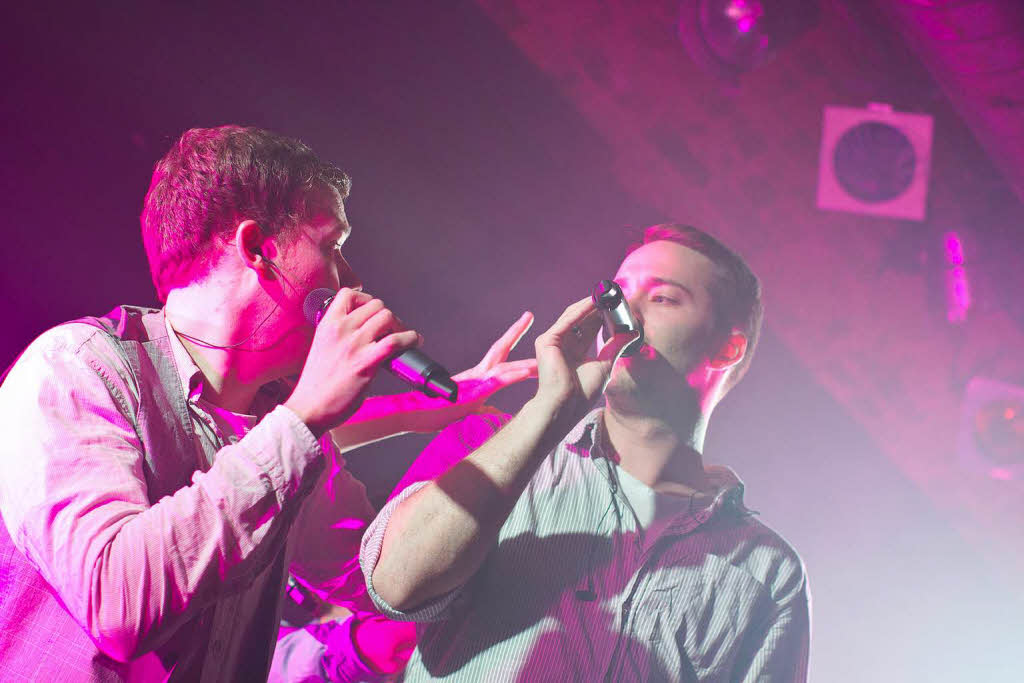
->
[336,253,362,291]
[624,289,645,321]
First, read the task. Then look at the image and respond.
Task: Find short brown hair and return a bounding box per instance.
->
[630,223,764,388]
[141,125,351,301]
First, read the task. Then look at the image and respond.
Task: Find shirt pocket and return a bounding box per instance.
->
[631,556,773,680]
[624,585,690,681]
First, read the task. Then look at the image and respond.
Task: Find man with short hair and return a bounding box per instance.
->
[361,224,811,681]
[0,125,532,681]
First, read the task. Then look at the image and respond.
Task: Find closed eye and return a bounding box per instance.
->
[650,294,679,305]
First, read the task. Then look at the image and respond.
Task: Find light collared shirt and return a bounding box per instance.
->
[0,307,375,681]
[361,410,810,682]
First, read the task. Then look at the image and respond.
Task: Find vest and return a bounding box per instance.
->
[0,306,209,681]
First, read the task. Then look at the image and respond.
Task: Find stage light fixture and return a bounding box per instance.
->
[677,0,819,81]
[959,377,1024,483]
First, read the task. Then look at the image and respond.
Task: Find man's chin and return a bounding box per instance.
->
[605,356,689,399]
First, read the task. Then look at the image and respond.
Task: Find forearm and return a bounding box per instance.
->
[329,382,514,454]
[328,393,422,452]
[370,396,570,611]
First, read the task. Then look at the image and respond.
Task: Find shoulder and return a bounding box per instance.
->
[1,317,145,420]
[30,318,113,352]
[14,303,167,366]
[7,319,125,380]
[727,514,809,607]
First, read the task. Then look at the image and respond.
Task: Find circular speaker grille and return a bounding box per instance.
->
[833,121,916,203]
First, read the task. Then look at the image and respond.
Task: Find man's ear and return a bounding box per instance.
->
[234,220,275,278]
[710,331,747,370]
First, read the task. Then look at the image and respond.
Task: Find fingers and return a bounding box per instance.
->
[476,360,537,394]
[323,291,389,330]
[553,298,599,340]
[570,309,604,346]
[550,297,597,333]
[358,305,407,344]
[535,297,600,357]
[491,358,537,380]
[478,312,534,369]
[289,289,420,436]
[363,329,422,368]
[320,289,411,348]
[313,287,421,376]
[322,288,373,319]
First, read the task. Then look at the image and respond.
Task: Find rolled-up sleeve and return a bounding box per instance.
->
[359,480,464,622]
[0,325,328,662]
[359,413,508,623]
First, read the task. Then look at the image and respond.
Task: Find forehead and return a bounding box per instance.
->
[297,186,349,238]
[308,185,347,221]
[615,240,717,288]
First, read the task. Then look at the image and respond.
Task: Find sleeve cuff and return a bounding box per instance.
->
[246,405,326,502]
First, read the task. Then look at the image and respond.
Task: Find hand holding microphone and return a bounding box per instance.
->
[304,288,458,403]
[592,279,644,357]
[530,280,644,425]
[283,288,426,438]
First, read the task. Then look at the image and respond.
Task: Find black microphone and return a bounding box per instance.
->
[302,288,458,403]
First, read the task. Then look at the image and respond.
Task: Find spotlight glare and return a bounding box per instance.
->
[678,0,819,81]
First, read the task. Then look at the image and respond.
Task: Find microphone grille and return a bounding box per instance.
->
[303,288,336,326]
[592,279,622,310]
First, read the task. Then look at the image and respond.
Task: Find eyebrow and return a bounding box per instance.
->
[650,278,694,302]
[617,275,693,298]
[648,276,689,292]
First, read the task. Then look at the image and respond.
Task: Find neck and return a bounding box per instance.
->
[164,284,288,414]
[602,400,711,496]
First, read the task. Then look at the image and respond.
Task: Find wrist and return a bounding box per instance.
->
[282,398,328,440]
[521,394,584,449]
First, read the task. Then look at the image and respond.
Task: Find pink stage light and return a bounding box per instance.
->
[725,1,764,35]
[990,467,1013,481]
[943,231,970,324]
[944,231,965,266]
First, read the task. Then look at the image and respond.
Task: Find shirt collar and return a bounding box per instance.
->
[162,313,291,415]
[569,407,752,522]
[564,408,604,456]
[163,313,206,403]
[694,464,751,519]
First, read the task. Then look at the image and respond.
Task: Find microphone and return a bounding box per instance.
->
[303,288,458,403]
[592,279,644,357]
